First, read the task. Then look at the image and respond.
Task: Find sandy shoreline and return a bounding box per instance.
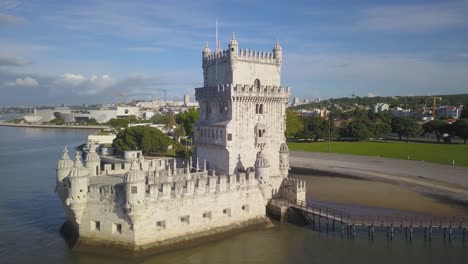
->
[291,169,468,217]
[289,151,468,217]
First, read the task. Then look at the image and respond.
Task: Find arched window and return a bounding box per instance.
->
[259,104,263,114]
[254,79,261,88]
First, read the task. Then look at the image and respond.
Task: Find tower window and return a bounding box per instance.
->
[92,220,100,231]
[113,223,122,234]
[156,220,166,230]
[254,79,261,88]
[227,134,232,141]
[131,186,137,194]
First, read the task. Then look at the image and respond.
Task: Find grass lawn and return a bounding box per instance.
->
[288,141,468,167]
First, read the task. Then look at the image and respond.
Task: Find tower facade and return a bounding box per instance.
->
[195,35,290,186]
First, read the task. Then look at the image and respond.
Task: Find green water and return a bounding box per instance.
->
[0,126,466,264]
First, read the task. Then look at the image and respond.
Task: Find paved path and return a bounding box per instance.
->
[290,151,468,193]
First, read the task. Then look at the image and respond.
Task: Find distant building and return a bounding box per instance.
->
[436,105,464,119]
[184,95,190,106]
[373,103,389,113]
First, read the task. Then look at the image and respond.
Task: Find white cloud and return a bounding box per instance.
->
[5,76,39,87]
[358,3,468,32]
[367,93,376,98]
[55,73,116,95]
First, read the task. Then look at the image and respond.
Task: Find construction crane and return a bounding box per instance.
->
[155,88,167,103]
[430,96,442,119]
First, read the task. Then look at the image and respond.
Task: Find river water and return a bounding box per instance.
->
[0,126,466,264]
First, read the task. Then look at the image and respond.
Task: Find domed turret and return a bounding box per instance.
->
[124,160,146,226]
[202,42,211,58]
[67,152,89,224]
[228,33,239,59]
[279,142,289,178]
[85,146,101,176]
[255,151,270,184]
[273,40,282,64]
[57,146,74,182]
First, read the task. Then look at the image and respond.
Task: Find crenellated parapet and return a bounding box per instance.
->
[203,48,280,66]
[274,177,306,203]
[195,83,290,100]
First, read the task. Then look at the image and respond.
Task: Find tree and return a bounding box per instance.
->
[461,105,468,119]
[173,125,186,140]
[149,113,169,124]
[108,118,128,128]
[347,119,372,140]
[371,121,391,138]
[113,126,172,155]
[87,118,99,126]
[299,116,337,141]
[50,117,65,125]
[175,108,199,137]
[391,116,422,142]
[422,120,448,143]
[453,119,468,144]
[285,109,303,138]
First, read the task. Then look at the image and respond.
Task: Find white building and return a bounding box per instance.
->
[373,103,389,113]
[55,35,304,253]
[436,105,464,119]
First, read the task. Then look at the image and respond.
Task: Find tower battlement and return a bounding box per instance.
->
[195,84,290,100]
[203,48,280,66]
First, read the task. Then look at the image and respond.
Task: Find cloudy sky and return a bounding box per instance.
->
[1,0,468,106]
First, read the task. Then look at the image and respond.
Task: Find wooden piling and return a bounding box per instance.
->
[409,226,413,241]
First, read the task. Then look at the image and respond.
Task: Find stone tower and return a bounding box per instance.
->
[194,35,290,188]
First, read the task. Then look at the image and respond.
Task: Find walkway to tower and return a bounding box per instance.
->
[269,199,468,242]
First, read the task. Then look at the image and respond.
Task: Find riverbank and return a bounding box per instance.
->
[290,151,468,216]
[0,122,108,130]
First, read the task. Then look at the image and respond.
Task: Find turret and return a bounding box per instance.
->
[279,142,289,178]
[66,152,89,224]
[255,151,270,184]
[228,33,238,59]
[56,146,74,183]
[202,41,211,59]
[124,160,146,225]
[85,144,101,176]
[273,40,282,64]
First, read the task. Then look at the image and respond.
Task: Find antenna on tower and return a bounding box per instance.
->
[215,18,219,81]
[215,18,220,51]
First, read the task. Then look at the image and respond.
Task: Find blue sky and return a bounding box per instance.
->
[1,0,468,106]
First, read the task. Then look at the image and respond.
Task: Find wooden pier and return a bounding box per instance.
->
[269,199,467,242]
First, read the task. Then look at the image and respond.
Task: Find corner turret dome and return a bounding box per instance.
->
[229,33,238,46]
[255,151,270,168]
[202,42,211,53]
[273,40,282,51]
[69,152,89,177]
[85,147,100,162]
[57,146,74,169]
[279,142,289,153]
[124,160,145,182]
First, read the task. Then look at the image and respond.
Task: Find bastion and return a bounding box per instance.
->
[55,35,306,255]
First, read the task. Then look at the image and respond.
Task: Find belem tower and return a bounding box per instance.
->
[55,35,306,253]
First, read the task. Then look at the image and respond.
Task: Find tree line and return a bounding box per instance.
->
[286,109,468,144]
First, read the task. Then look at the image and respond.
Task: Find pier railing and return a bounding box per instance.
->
[269,198,467,241]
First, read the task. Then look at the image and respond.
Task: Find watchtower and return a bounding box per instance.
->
[195,35,290,187]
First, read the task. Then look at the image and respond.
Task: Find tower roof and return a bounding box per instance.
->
[279,142,289,153]
[229,32,238,46]
[124,159,145,182]
[57,146,74,169]
[273,40,282,51]
[202,41,211,53]
[69,152,89,177]
[85,146,100,162]
[255,151,270,168]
